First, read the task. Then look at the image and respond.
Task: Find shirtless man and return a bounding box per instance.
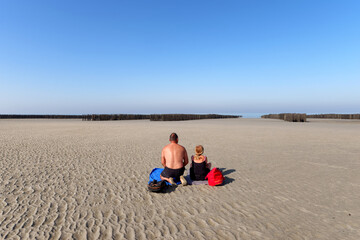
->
[160,133,188,186]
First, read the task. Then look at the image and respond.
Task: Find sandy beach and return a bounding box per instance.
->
[0,118,359,239]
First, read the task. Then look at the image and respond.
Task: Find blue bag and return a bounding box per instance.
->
[148,168,181,185]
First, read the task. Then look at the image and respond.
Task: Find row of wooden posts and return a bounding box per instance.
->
[307,114,360,119]
[261,113,307,122]
[261,113,360,122]
[0,114,240,121]
[0,115,82,119]
[82,114,241,121]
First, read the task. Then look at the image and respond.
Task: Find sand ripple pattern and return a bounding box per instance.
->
[1,119,360,239]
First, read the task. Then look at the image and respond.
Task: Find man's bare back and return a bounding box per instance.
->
[161,142,188,169]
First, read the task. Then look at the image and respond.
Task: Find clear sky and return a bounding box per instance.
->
[1,0,359,115]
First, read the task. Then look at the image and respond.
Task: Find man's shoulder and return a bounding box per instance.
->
[162,144,170,151]
[163,143,186,151]
[162,143,175,150]
[177,144,187,151]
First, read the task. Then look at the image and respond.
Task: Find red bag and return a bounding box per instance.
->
[205,168,224,186]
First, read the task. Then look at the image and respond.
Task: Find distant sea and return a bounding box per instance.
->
[239,113,268,118]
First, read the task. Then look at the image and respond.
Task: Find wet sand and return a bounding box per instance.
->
[0,118,359,239]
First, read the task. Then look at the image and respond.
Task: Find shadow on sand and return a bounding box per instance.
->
[218,168,236,185]
[163,185,178,193]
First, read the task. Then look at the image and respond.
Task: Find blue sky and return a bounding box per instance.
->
[1,0,359,115]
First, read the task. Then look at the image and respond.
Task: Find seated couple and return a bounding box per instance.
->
[160,133,211,186]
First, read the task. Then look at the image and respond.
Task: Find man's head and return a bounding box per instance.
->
[169,132,178,143]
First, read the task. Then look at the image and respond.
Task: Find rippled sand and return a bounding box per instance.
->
[1,118,360,239]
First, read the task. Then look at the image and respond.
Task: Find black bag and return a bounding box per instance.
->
[148,180,166,192]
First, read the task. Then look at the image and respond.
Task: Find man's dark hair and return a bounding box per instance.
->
[169,133,178,141]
